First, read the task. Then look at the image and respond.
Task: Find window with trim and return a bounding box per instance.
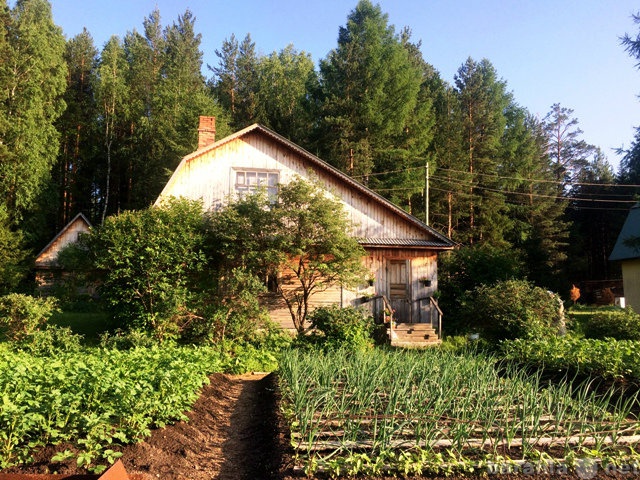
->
[234,169,279,201]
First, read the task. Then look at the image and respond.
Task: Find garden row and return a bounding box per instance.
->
[501,336,640,382]
[0,341,277,473]
[278,348,640,477]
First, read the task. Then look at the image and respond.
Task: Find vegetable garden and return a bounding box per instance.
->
[278,348,640,477]
[0,342,277,474]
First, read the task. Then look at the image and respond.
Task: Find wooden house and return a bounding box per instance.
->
[34,213,92,294]
[157,117,456,345]
[610,202,640,312]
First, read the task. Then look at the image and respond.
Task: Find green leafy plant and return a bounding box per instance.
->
[90,198,209,341]
[582,307,640,341]
[308,305,374,351]
[463,280,563,341]
[278,347,640,477]
[0,293,59,341]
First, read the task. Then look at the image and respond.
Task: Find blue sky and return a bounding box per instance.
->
[48,0,640,170]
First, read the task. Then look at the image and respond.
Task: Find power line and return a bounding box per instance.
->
[350,164,640,189]
[374,179,637,206]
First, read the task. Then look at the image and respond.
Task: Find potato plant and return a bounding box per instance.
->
[0,344,225,471]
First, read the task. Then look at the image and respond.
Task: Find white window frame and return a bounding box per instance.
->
[233,168,279,201]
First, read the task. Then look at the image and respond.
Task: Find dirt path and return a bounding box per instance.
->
[120,372,284,480]
[4,373,286,480]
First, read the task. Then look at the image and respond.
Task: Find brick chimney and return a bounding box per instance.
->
[198,116,216,149]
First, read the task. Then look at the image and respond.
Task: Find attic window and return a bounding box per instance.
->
[235,169,279,201]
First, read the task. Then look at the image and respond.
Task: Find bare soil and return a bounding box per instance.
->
[3,373,639,479]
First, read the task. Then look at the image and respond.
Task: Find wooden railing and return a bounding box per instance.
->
[416,296,443,336]
[359,294,442,339]
[358,294,395,330]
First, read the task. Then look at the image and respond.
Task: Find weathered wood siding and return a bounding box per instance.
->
[361,248,438,323]
[35,217,90,268]
[261,248,438,331]
[158,132,434,241]
[622,259,640,313]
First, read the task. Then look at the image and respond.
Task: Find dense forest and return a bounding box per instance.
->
[1,0,639,295]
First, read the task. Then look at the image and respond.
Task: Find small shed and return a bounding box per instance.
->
[610,202,640,312]
[34,213,91,294]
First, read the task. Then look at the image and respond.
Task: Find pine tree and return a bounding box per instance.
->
[54,29,99,225]
[95,35,129,223]
[210,33,259,130]
[499,104,568,286]
[543,103,595,188]
[453,57,510,244]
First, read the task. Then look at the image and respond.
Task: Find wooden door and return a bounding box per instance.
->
[388,260,411,323]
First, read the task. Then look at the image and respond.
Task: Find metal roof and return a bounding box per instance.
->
[358,238,454,249]
[610,202,640,261]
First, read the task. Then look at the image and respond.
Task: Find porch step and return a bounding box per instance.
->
[390,322,440,347]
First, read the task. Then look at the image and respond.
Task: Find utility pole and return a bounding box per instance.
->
[425,162,429,226]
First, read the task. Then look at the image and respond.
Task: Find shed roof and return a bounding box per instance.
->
[167,123,456,250]
[610,203,640,261]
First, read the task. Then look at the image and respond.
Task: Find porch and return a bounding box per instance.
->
[359,295,442,347]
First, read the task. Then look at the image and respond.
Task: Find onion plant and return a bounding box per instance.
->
[278,347,640,476]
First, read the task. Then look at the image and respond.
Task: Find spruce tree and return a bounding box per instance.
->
[315,0,422,180]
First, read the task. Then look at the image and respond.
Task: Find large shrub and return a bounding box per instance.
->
[582,307,640,341]
[464,280,563,341]
[91,198,209,341]
[0,293,59,341]
[307,305,374,351]
[438,244,526,334]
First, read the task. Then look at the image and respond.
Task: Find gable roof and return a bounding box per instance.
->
[610,202,640,261]
[35,213,91,267]
[162,123,455,249]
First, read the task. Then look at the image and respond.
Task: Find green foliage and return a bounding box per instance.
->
[186,267,269,344]
[14,325,82,355]
[279,347,640,476]
[0,0,67,223]
[307,305,374,351]
[0,293,59,341]
[0,341,283,469]
[255,44,317,143]
[581,307,640,341]
[0,205,27,292]
[501,336,640,381]
[464,280,563,341]
[91,198,208,340]
[438,244,526,334]
[209,177,367,333]
[315,0,430,193]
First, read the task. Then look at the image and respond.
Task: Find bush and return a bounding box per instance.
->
[0,293,59,341]
[464,280,563,341]
[501,336,640,381]
[582,307,640,341]
[15,325,82,355]
[98,328,161,349]
[91,198,208,341]
[307,305,374,351]
[438,244,526,335]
